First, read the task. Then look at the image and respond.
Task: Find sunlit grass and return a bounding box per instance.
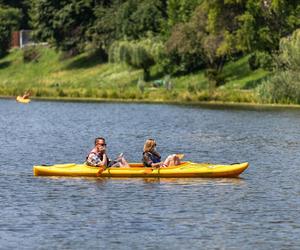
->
[0,46,270,103]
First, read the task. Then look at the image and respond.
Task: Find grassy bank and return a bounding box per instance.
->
[0,46,269,103]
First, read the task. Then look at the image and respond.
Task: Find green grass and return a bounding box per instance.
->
[0,46,270,103]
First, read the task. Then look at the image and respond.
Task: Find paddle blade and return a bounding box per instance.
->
[96,167,105,177]
[143,168,153,174]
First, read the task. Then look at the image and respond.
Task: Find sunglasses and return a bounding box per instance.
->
[97,143,106,146]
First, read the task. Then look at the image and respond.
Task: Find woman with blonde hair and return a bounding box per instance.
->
[142,139,181,168]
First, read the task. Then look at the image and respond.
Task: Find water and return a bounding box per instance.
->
[0,99,299,249]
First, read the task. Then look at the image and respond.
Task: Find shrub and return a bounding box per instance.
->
[248,51,273,71]
[23,46,41,63]
[204,69,225,88]
[109,37,164,80]
[258,29,300,104]
[258,72,300,103]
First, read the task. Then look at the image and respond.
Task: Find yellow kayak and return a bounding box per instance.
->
[16,96,31,103]
[33,162,249,178]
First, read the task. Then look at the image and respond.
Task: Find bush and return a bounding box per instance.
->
[258,72,300,103]
[23,46,41,63]
[248,51,273,71]
[204,69,225,88]
[108,37,164,80]
[258,29,300,104]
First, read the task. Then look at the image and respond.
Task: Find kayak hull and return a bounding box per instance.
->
[16,96,31,103]
[33,162,249,178]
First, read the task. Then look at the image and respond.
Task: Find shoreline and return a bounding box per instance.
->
[2,95,300,110]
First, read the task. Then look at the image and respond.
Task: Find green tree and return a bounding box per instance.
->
[0,0,31,29]
[87,0,123,56]
[259,29,300,103]
[31,0,96,55]
[109,37,164,80]
[236,0,300,53]
[167,0,202,28]
[115,0,166,40]
[166,2,236,81]
[0,5,21,57]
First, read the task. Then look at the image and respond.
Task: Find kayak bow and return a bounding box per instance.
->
[16,96,31,103]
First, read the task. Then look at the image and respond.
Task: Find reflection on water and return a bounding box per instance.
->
[141,177,246,186]
[0,99,300,249]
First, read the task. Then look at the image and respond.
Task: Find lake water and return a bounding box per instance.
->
[0,99,299,249]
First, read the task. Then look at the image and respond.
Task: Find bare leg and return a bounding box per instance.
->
[173,155,181,165]
[119,156,130,168]
[163,154,181,167]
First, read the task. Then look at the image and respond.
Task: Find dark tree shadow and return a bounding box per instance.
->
[64,50,108,70]
[0,61,11,69]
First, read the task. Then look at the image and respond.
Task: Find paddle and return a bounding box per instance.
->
[96,166,106,176]
[97,154,185,176]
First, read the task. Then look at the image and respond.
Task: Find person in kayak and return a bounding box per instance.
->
[22,90,31,99]
[86,137,129,172]
[142,138,181,168]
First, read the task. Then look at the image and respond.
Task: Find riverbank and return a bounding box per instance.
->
[0,46,271,104]
[5,95,300,110]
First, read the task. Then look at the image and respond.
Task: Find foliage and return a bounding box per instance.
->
[0,5,20,57]
[166,0,202,29]
[165,2,235,83]
[166,0,300,85]
[109,37,164,80]
[31,0,96,55]
[0,0,31,29]
[236,0,300,52]
[258,29,300,103]
[1,0,300,104]
[87,1,119,55]
[0,47,270,103]
[165,20,205,74]
[23,45,41,63]
[248,51,273,71]
[115,0,166,40]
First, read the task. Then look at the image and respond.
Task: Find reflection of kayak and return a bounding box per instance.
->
[33,162,249,178]
[16,96,31,103]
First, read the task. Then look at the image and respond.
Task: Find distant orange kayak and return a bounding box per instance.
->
[16,96,31,103]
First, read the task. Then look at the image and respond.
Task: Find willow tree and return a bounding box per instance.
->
[109,37,164,80]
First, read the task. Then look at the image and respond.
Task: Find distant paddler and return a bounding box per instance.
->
[16,90,31,103]
[22,90,31,99]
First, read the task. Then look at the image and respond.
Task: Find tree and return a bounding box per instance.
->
[236,0,300,52]
[165,2,235,81]
[165,21,205,74]
[109,37,164,80]
[0,5,21,57]
[167,0,202,29]
[0,0,31,29]
[115,0,166,40]
[87,0,122,56]
[31,0,96,55]
[259,29,300,103]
